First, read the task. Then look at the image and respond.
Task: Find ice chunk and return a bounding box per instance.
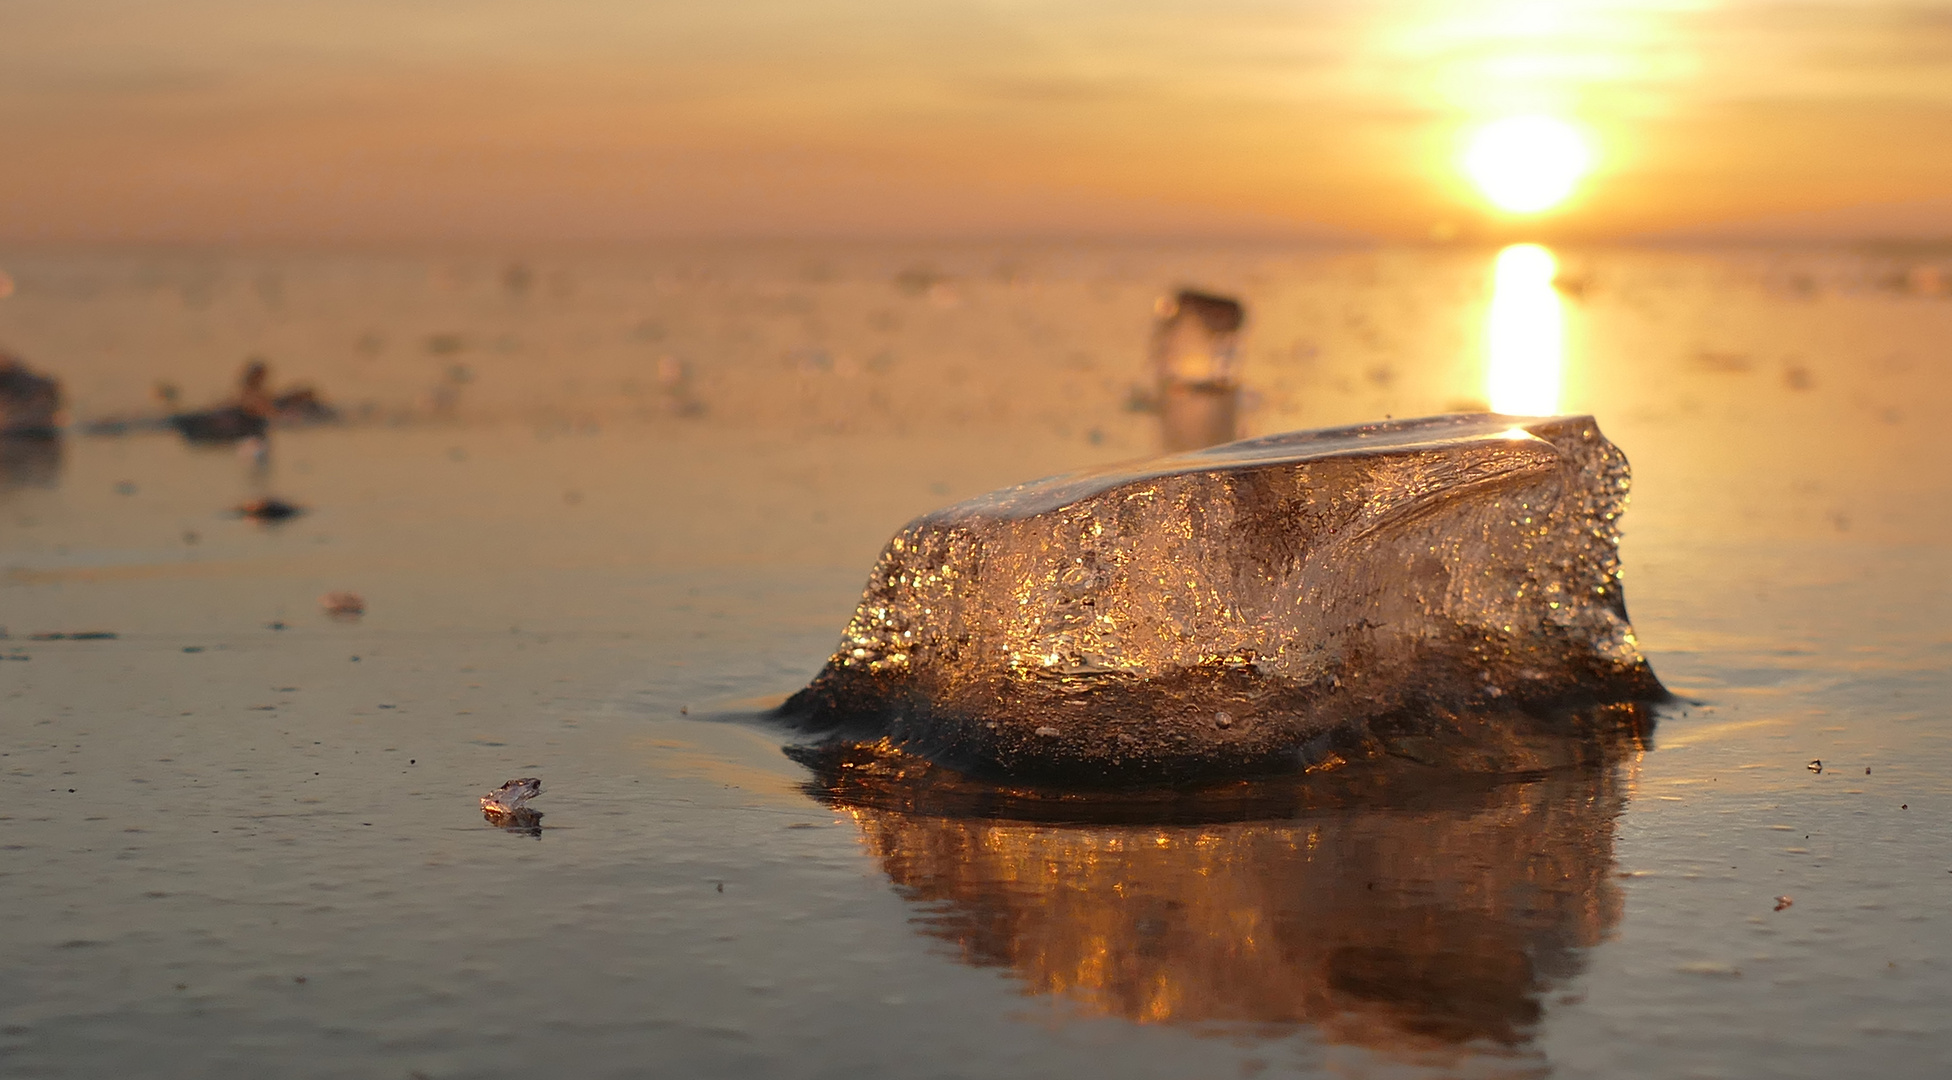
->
[481,777,543,827]
[779,414,1665,784]
[1151,289,1245,387]
[1151,289,1246,451]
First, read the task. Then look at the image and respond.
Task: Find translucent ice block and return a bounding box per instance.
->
[1151,289,1246,452]
[779,414,1665,784]
[481,777,543,827]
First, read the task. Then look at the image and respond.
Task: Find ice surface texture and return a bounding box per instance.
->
[779,414,1665,785]
[481,777,543,828]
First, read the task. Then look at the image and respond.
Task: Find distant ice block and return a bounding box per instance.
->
[779,414,1665,784]
[1151,289,1246,452]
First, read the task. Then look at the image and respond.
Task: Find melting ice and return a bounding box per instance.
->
[779,414,1665,785]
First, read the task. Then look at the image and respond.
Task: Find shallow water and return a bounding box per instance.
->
[2,241,1951,1078]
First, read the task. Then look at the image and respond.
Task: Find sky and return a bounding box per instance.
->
[2,0,1950,243]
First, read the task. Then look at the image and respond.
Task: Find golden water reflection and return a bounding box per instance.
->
[833,762,1632,1057]
[1486,243,1565,416]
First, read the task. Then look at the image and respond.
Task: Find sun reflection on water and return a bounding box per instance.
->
[1486,243,1564,416]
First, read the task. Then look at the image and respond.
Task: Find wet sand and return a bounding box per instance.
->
[3,241,1951,1078]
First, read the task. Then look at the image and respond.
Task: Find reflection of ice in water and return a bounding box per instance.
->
[1486,244,1562,416]
[818,753,1636,1057]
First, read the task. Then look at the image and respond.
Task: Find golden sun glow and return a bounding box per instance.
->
[1464,116,1592,214]
[1486,243,1563,416]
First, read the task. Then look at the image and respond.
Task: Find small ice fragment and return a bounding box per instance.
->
[236,497,303,521]
[481,777,542,827]
[1677,961,1741,978]
[1151,289,1245,452]
[319,591,365,618]
[481,777,539,812]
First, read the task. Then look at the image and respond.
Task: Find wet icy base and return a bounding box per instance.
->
[3,243,1952,1078]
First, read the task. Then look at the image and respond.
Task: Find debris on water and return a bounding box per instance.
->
[240,357,339,424]
[270,386,336,425]
[170,358,339,444]
[28,631,118,641]
[1808,760,1823,773]
[0,351,63,436]
[319,591,365,618]
[779,414,1666,785]
[655,355,708,417]
[0,430,62,488]
[236,497,304,522]
[1774,896,1794,911]
[481,777,543,828]
[171,406,267,443]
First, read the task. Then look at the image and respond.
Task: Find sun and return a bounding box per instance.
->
[1463,116,1592,214]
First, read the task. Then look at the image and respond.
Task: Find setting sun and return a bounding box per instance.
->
[1464,116,1593,214]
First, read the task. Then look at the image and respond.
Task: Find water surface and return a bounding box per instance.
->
[3,241,1950,1078]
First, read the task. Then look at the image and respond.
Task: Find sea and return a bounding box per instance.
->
[2,239,1950,1078]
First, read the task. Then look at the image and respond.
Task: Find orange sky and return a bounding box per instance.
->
[4,1,1950,243]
